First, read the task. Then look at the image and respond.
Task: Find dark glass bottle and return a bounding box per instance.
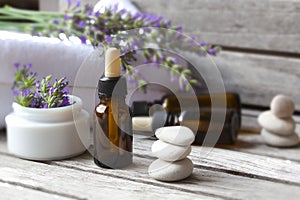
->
[131,93,241,144]
[94,48,132,169]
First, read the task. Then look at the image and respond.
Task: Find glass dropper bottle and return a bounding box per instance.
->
[94,48,132,169]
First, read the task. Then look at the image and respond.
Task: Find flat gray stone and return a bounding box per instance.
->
[151,140,191,162]
[148,158,194,182]
[155,126,195,146]
[261,129,299,147]
[258,111,295,136]
[270,95,295,118]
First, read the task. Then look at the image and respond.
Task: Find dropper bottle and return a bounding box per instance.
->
[94,48,132,169]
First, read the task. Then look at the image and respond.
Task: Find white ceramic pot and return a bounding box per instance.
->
[5,95,90,161]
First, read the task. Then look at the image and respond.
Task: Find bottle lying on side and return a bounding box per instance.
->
[131,93,241,145]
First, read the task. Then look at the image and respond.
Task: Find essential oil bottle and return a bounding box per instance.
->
[94,48,132,169]
[131,93,241,144]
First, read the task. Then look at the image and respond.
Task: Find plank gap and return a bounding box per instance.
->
[194,164,300,187]
[133,151,300,187]
[222,46,300,59]
[49,160,231,200]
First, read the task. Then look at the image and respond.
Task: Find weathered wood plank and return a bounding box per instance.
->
[215,51,300,110]
[0,154,214,200]
[132,0,300,53]
[0,182,73,200]
[39,0,99,12]
[50,152,300,200]
[134,137,300,185]
[1,132,300,199]
[234,134,300,163]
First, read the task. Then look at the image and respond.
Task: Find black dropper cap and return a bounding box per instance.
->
[98,48,127,98]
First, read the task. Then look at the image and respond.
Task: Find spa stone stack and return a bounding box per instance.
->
[258,95,299,147]
[148,126,195,181]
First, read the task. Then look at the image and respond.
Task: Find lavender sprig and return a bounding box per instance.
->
[0,1,221,91]
[12,64,71,108]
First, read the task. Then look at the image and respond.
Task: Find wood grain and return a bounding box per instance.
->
[0,182,73,200]
[131,0,300,54]
[1,131,300,199]
[235,134,300,163]
[0,153,213,200]
[215,51,300,110]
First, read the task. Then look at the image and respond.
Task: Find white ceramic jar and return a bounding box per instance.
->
[5,95,90,161]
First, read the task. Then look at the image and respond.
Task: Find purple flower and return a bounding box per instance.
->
[78,20,86,28]
[52,19,59,25]
[35,81,40,88]
[79,35,87,44]
[67,0,72,7]
[200,42,208,47]
[173,57,178,63]
[25,63,32,69]
[87,8,93,16]
[60,97,70,107]
[95,11,101,17]
[133,13,142,20]
[119,9,127,15]
[75,0,81,7]
[14,62,20,69]
[12,89,19,96]
[22,89,31,96]
[112,4,119,12]
[105,35,113,44]
[43,104,48,109]
[176,26,183,32]
[49,88,55,95]
[154,22,161,27]
[208,48,216,55]
[62,87,69,94]
[64,15,72,21]
[34,92,39,98]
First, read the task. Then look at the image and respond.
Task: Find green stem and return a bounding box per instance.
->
[2,5,63,17]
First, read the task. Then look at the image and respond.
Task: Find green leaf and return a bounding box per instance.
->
[182,69,191,76]
[185,83,192,91]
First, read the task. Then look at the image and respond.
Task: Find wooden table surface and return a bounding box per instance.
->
[1,109,300,200]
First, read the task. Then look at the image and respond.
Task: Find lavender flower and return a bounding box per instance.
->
[64,15,72,20]
[77,20,86,28]
[87,8,93,16]
[12,89,19,96]
[4,1,221,92]
[14,62,20,69]
[79,35,87,44]
[208,48,216,55]
[12,64,71,108]
[67,0,72,7]
[53,19,60,25]
[75,0,80,7]
[105,35,113,44]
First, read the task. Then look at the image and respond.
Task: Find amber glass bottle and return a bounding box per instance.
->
[94,48,132,169]
[131,93,241,144]
[162,93,241,123]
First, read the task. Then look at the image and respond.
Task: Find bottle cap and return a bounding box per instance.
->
[98,47,127,98]
[98,76,127,98]
[131,101,149,117]
[105,48,121,78]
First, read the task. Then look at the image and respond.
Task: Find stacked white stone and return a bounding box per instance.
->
[148,126,195,182]
[258,95,300,147]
